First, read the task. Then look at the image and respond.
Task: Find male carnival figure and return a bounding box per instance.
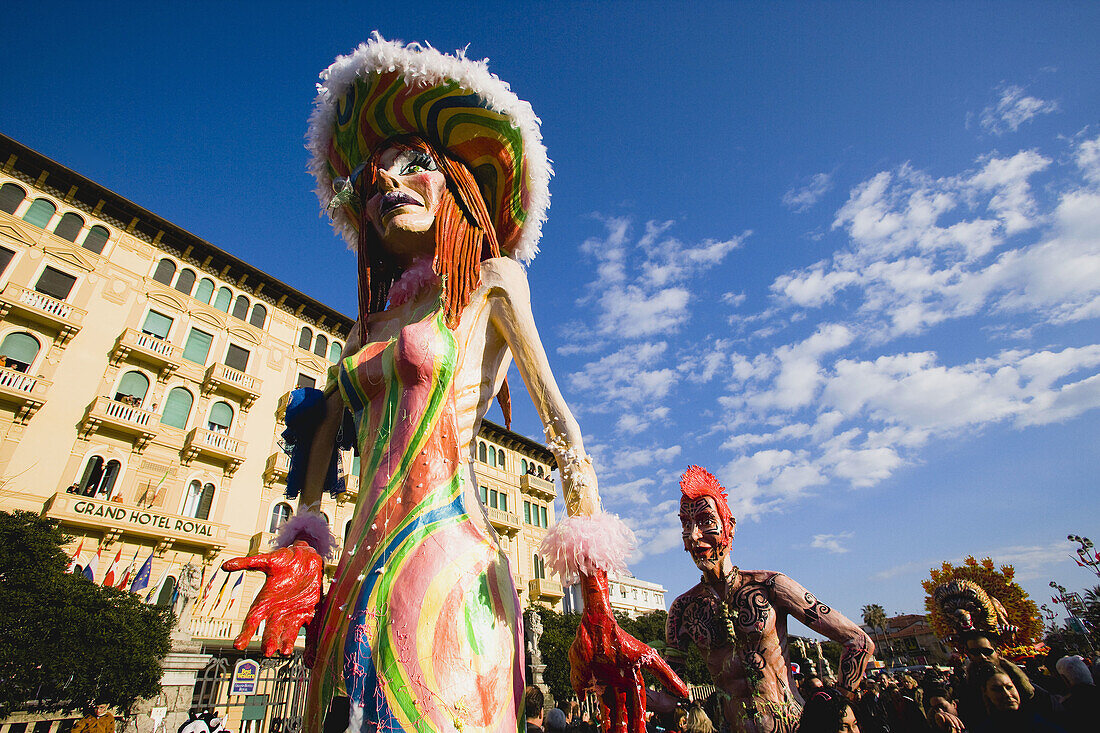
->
[665,466,874,733]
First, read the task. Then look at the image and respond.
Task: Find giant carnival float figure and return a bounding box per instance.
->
[222,34,688,733]
[660,467,874,733]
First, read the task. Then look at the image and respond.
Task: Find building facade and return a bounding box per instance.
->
[0,133,565,656]
[563,571,668,618]
[861,613,953,667]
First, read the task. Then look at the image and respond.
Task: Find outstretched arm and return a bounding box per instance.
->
[483,257,599,517]
[771,573,874,696]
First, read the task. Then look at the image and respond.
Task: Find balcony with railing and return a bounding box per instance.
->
[42,491,229,556]
[0,364,50,423]
[520,472,556,501]
[264,450,291,487]
[80,396,159,451]
[182,427,247,476]
[529,578,565,602]
[202,362,262,411]
[0,282,86,345]
[189,616,238,641]
[110,328,183,378]
[276,390,292,423]
[488,507,523,535]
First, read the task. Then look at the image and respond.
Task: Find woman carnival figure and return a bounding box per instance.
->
[224,34,686,733]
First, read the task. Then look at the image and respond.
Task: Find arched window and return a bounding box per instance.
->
[22,199,56,228]
[174,268,196,295]
[152,259,176,285]
[498,449,506,469]
[194,278,214,304]
[298,327,313,350]
[181,480,203,517]
[478,442,487,462]
[208,401,233,433]
[161,387,193,429]
[313,334,328,357]
[537,465,545,478]
[533,554,545,580]
[232,295,249,320]
[488,445,496,466]
[0,183,26,214]
[328,341,342,362]
[77,456,121,498]
[82,225,109,254]
[521,458,528,475]
[115,371,150,406]
[269,502,292,533]
[0,332,41,373]
[248,303,267,329]
[213,287,232,312]
[53,212,85,242]
[196,483,215,520]
[156,575,176,607]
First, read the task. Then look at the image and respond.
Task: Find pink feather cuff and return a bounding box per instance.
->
[539,512,636,584]
[273,507,338,560]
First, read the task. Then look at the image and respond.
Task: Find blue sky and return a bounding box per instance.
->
[5,3,1099,633]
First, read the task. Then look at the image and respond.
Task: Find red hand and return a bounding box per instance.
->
[221,540,323,657]
[569,570,689,733]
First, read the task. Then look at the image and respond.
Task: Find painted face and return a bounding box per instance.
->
[984,673,1020,711]
[839,706,860,733]
[679,496,730,574]
[365,145,447,261]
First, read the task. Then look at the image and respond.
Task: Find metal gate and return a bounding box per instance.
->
[192,653,308,733]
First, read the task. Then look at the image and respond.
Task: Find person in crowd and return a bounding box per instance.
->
[853,680,889,733]
[800,673,825,699]
[525,686,546,733]
[73,702,115,733]
[880,673,925,733]
[544,708,568,733]
[955,631,1038,726]
[924,687,966,732]
[665,467,874,732]
[968,662,1066,733]
[1053,654,1099,730]
[796,688,860,733]
[680,706,715,733]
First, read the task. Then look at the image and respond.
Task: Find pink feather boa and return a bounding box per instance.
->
[389,257,440,306]
[539,511,636,584]
[273,507,338,559]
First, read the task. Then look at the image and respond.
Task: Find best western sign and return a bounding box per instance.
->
[72,499,215,536]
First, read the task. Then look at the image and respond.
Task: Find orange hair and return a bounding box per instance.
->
[679,465,734,546]
[355,136,500,330]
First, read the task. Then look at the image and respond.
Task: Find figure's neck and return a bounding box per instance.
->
[701,553,737,588]
[581,569,613,615]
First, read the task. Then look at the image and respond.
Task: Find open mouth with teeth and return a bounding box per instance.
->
[379,191,422,218]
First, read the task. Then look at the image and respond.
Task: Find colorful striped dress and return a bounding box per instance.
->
[305,296,523,733]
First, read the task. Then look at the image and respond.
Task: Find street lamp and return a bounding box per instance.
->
[1068,535,1100,578]
[1050,580,1097,653]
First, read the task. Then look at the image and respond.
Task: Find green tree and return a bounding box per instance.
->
[861,603,891,666]
[0,511,172,715]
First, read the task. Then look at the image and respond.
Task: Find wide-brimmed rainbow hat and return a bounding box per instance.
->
[307,33,551,263]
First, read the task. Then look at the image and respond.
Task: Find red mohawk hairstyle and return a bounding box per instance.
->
[679,465,734,546]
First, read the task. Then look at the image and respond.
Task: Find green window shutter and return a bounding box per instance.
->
[524,501,531,524]
[142,310,173,339]
[328,341,342,362]
[499,493,507,512]
[22,199,56,228]
[161,388,193,429]
[208,402,233,431]
[82,226,109,254]
[182,329,213,364]
[540,506,548,528]
[0,332,41,368]
[213,287,232,312]
[117,371,150,402]
[196,484,215,520]
[194,278,214,304]
[489,490,498,509]
[53,212,84,242]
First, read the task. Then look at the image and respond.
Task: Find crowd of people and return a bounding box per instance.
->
[789,632,1097,732]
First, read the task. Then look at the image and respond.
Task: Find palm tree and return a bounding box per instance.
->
[861,603,892,667]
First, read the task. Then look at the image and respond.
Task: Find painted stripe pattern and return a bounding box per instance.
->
[325,71,530,254]
[304,299,523,733]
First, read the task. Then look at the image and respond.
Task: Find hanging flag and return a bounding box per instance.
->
[130,551,154,595]
[221,574,244,618]
[116,549,140,589]
[82,547,102,583]
[197,568,219,611]
[146,568,170,604]
[209,573,232,613]
[102,548,123,587]
[67,538,85,574]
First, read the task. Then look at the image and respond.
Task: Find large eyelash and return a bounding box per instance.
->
[403,151,437,173]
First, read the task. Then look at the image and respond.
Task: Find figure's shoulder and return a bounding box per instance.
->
[480,256,528,290]
[739,569,786,589]
[671,581,710,604]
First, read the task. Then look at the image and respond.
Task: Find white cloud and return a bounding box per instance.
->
[570,342,677,409]
[872,540,1073,582]
[783,173,834,213]
[979,84,1059,135]
[811,532,854,554]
